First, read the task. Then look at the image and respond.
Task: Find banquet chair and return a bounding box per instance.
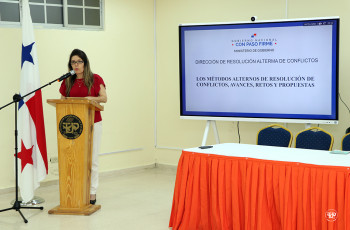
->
[295,127,333,151]
[341,133,350,151]
[257,124,293,147]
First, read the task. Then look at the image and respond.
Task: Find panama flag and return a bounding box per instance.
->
[17,0,48,202]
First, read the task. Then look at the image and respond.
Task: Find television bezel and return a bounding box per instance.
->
[179,17,339,124]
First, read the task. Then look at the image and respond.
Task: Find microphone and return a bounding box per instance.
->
[57,70,75,82]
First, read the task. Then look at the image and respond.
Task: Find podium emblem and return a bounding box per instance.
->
[59,115,83,139]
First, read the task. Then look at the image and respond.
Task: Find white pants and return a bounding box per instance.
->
[91,121,102,195]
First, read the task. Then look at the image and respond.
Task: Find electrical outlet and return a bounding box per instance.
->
[50,157,58,163]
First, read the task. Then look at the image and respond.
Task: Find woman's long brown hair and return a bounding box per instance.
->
[65,49,94,96]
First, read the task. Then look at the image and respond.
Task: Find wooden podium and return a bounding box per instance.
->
[47,98,103,215]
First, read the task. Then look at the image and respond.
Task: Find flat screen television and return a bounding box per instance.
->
[179,17,339,124]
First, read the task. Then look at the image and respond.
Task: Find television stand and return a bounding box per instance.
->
[201,120,220,146]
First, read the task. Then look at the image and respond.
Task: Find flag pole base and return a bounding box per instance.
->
[11,196,45,206]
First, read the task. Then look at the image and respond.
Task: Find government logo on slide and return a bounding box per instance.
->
[232,33,277,47]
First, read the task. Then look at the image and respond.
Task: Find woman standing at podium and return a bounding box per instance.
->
[59,49,107,205]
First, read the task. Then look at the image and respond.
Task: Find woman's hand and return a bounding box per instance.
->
[85,84,107,103]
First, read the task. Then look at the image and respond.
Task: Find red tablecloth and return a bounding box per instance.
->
[169,150,350,230]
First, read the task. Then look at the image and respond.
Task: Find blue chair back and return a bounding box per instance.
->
[257,124,292,147]
[295,127,333,151]
[342,133,350,151]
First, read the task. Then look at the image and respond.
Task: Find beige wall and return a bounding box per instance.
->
[0,0,349,190]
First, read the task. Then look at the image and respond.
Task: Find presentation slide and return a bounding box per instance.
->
[180,19,338,121]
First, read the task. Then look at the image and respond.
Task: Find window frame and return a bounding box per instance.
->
[0,0,21,26]
[0,0,104,30]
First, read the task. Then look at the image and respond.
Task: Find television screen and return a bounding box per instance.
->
[179,17,339,124]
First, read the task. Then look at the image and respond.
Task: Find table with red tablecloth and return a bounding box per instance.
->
[169,143,350,230]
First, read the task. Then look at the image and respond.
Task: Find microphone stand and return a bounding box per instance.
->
[0,75,69,223]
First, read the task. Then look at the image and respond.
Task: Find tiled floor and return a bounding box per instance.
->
[0,166,177,230]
